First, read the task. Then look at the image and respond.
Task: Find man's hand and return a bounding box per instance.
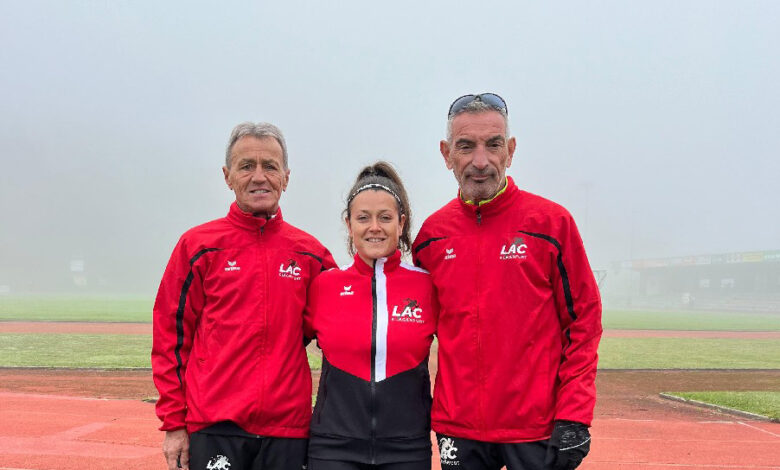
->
[549,420,591,470]
[163,429,190,470]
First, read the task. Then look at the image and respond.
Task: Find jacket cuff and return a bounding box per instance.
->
[159,411,187,431]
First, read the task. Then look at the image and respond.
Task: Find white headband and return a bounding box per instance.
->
[348,183,403,212]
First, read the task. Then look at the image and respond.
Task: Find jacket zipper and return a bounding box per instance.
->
[370,259,378,464]
[257,224,267,424]
[474,207,485,432]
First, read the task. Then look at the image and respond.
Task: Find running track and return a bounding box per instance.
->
[1,391,778,470]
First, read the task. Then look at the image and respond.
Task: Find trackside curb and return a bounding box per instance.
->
[659,392,779,422]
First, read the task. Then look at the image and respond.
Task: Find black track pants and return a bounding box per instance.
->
[436,434,554,470]
[308,457,430,470]
[189,431,307,470]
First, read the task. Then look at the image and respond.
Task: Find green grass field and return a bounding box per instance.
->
[1,333,776,370]
[3,297,779,331]
[603,309,780,331]
[0,333,152,368]
[2,297,779,370]
[599,337,780,369]
[665,391,780,420]
[308,353,322,370]
[0,333,323,370]
[0,296,152,322]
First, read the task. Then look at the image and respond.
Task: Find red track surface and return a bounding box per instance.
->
[1,392,160,470]
[2,321,778,469]
[2,390,778,470]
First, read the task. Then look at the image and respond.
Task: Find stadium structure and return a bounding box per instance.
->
[604,249,780,312]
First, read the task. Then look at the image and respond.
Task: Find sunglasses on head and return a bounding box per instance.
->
[448,93,508,118]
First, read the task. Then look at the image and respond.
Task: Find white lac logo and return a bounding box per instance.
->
[439,437,459,465]
[391,298,424,324]
[206,454,231,470]
[444,248,456,260]
[279,259,302,280]
[340,285,354,296]
[224,260,241,272]
[499,237,528,261]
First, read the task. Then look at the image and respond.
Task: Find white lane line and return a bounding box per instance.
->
[596,437,772,443]
[607,418,739,424]
[590,460,780,468]
[738,421,780,438]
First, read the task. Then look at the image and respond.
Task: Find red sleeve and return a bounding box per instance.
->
[319,247,337,271]
[303,244,334,341]
[151,236,206,431]
[551,215,603,426]
[430,283,440,335]
[411,227,429,270]
[303,275,323,341]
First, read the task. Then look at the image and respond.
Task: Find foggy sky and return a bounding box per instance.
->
[1,1,778,293]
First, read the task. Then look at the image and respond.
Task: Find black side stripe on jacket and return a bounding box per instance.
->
[517,231,576,322]
[413,237,447,267]
[413,237,447,255]
[518,230,578,355]
[175,247,220,386]
[295,251,328,272]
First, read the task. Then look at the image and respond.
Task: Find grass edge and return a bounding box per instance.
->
[659,392,779,423]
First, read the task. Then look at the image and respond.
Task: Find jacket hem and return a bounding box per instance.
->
[187,421,310,438]
[432,422,552,443]
[309,433,432,464]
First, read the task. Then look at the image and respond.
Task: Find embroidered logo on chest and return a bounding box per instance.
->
[340,285,354,296]
[224,260,241,272]
[278,259,302,280]
[499,236,528,261]
[391,298,425,324]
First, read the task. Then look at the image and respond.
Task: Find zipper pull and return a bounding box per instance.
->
[476,209,482,225]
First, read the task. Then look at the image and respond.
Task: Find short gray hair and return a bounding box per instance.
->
[225,122,289,169]
[446,100,510,142]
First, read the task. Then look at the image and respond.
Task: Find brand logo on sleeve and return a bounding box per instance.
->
[444,248,456,260]
[499,237,528,261]
[279,259,302,280]
[391,298,424,324]
[438,437,459,465]
[224,260,241,272]
[340,285,354,296]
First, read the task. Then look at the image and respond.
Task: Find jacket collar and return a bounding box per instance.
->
[457,176,518,217]
[352,249,402,276]
[226,201,283,232]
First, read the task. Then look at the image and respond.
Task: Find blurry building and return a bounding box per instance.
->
[605,249,780,312]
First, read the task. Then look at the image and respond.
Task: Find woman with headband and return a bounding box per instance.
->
[304,161,437,470]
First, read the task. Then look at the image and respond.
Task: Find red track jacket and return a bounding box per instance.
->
[152,202,335,436]
[412,177,602,443]
[304,251,437,464]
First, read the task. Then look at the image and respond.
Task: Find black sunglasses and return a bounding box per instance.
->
[447,93,508,118]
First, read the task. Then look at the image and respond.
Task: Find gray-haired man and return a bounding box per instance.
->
[414,94,602,470]
[152,122,336,470]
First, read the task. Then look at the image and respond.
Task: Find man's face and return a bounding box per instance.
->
[440,111,516,203]
[223,136,289,216]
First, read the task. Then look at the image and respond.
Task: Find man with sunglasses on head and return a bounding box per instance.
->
[413,94,602,470]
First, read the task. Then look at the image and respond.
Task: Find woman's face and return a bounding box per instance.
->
[347,190,405,265]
